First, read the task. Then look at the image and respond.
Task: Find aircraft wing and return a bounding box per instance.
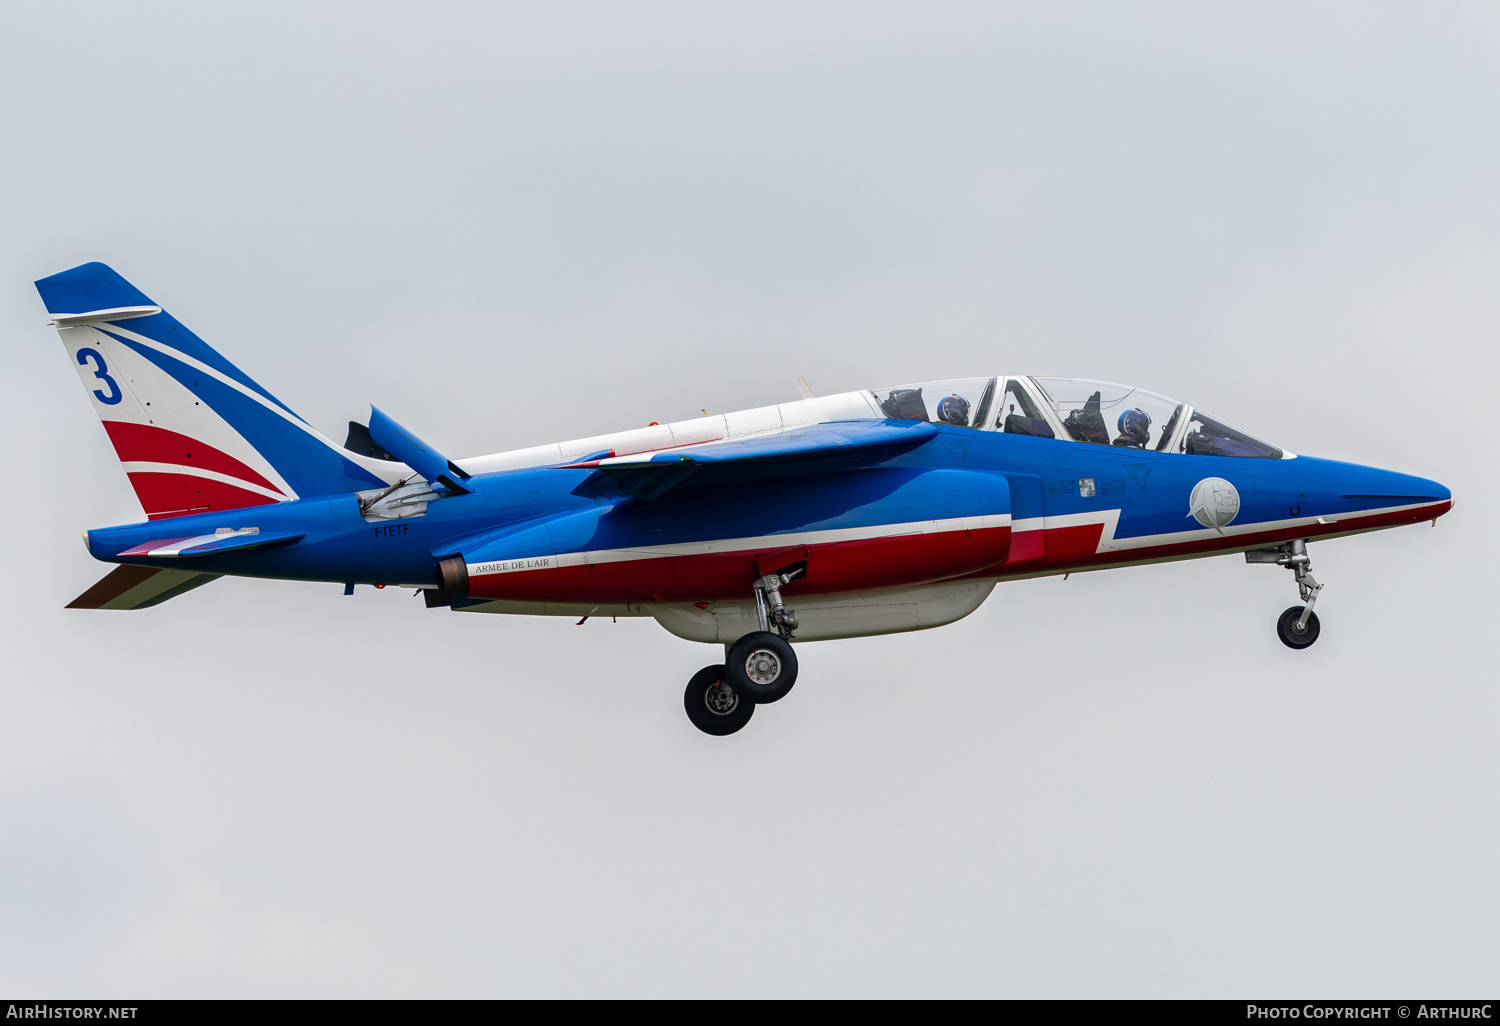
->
[562,419,938,501]
[67,564,221,610]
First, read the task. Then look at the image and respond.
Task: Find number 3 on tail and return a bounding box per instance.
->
[76,347,123,405]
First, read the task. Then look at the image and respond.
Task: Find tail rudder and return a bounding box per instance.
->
[37,262,394,520]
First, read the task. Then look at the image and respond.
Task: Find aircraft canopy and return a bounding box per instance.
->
[866,376,1284,459]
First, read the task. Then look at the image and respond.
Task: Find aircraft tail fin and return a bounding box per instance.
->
[36,262,392,520]
[66,564,221,610]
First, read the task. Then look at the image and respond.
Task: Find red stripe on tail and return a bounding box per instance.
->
[128,472,278,520]
[102,421,282,493]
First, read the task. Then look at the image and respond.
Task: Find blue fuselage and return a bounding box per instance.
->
[84,425,1452,597]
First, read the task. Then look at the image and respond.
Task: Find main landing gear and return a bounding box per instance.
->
[684,567,803,735]
[1246,539,1324,649]
[684,665,755,736]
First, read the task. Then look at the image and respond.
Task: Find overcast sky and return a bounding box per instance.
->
[1,1,1496,997]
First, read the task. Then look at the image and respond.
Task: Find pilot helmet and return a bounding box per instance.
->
[936,394,971,426]
[1117,408,1151,445]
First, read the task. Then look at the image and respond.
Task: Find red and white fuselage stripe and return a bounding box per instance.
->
[462,498,1448,604]
[465,512,1011,578]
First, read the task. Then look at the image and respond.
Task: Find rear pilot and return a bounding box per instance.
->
[1113,408,1151,448]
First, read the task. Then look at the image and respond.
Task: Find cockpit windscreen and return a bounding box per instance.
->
[1182,411,1282,459]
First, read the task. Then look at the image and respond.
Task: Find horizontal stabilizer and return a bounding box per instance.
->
[48,305,162,327]
[67,564,221,610]
[368,406,472,493]
[567,419,937,501]
[117,528,305,558]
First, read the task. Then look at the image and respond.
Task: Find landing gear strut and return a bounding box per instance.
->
[1246,539,1323,649]
[728,567,802,703]
[753,567,802,640]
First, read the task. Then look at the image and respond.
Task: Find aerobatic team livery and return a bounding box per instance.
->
[41,262,1453,735]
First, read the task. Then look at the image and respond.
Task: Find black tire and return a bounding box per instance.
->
[726,632,799,704]
[1277,606,1321,649]
[684,664,755,736]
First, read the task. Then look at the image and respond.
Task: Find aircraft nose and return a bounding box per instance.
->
[1349,466,1453,518]
[1420,475,1454,516]
[1394,470,1450,507]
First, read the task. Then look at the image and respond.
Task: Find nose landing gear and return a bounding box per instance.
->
[1247,539,1324,649]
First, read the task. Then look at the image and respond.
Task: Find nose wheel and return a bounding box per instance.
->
[1276,606,1321,649]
